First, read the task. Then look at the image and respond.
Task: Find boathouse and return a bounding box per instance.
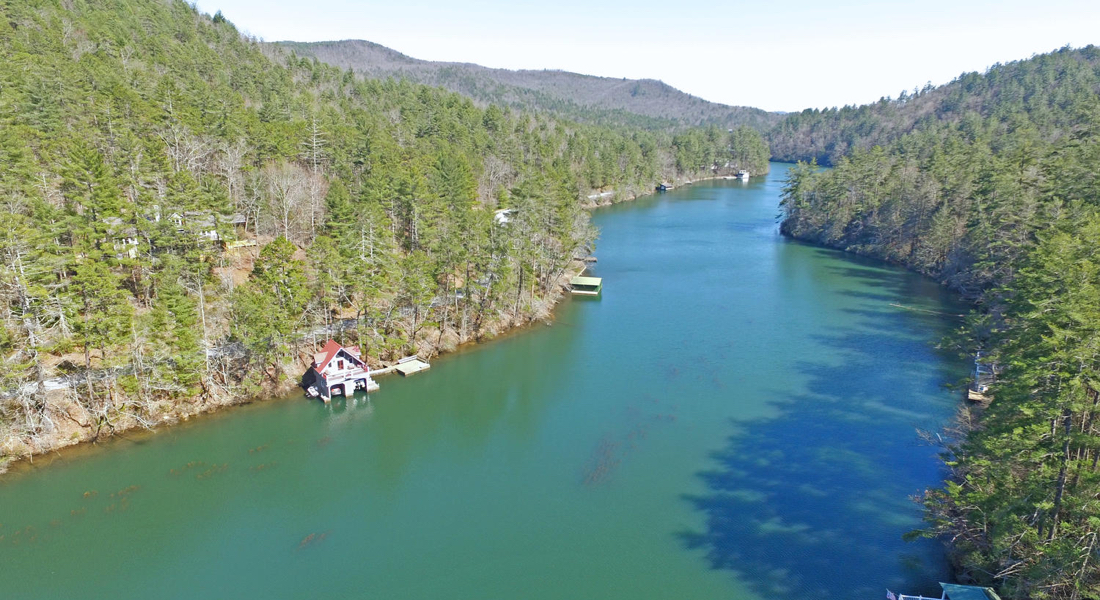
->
[570,275,603,296]
[896,582,1002,600]
[301,339,378,402]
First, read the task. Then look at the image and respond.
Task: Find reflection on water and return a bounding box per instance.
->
[682,253,962,598]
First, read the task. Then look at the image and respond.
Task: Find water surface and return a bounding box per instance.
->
[0,164,966,599]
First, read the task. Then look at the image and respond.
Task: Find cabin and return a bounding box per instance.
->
[895,582,1002,600]
[103,217,140,259]
[301,339,378,402]
[170,211,247,242]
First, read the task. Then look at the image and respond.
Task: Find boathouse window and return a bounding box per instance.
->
[337,359,344,370]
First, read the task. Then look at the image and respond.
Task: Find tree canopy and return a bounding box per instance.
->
[779,46,1100,599]
[0,0,769,462]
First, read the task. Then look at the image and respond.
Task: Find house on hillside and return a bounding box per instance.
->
[103,217,140,259]
[300,339,378,402]
[170,211,247,242]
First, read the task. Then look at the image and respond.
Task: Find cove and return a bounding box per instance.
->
[0,163,967,599]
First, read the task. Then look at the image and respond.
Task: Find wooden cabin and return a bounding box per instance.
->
[170,211,247,242]
[301,339,378,402]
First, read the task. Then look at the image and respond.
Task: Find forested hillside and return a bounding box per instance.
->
[0,0,769,465]
[769,46,1100,165]
[779,46,1100,598]
[278,40,783,132]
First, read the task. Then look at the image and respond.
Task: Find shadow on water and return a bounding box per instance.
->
[681,259,963,600]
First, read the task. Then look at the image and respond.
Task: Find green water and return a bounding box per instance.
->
[0,163,967,599]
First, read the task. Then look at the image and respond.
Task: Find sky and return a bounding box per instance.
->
[196,0,1100,113]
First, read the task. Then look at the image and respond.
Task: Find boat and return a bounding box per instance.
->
[656,183,671,192]
[736,170,750,181]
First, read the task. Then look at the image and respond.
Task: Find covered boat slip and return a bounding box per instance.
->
[898,583,1003,600]
[570,275,603,296]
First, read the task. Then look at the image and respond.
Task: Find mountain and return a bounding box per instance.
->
[277,39,781,131]
[769,45,1100,165]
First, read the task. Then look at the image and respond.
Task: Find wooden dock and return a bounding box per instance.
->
[396,358,431,376]
[967,388,991,403]
[372,365,397,376]
[372,356,431,377]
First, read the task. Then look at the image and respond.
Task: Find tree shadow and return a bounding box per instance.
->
[680,282,962,599]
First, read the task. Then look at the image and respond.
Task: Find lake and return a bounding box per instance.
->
[0,163,967,599]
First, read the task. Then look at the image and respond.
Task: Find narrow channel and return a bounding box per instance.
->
[0,163,967,599]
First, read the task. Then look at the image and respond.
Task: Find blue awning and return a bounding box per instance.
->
[941,583,1002,600]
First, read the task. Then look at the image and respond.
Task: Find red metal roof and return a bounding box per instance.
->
[313,340,367,373]
[314,339,344,372]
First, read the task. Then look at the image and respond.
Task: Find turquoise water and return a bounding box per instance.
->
[0,163,966,598]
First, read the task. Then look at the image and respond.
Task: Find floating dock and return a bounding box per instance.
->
[395,357,431,376]
[372,356,432,377]
[570,275,603,296]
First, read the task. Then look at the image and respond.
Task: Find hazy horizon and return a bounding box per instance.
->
[197,0,1100,113]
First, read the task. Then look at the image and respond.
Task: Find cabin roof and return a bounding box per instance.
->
[941,583,1002,600]
[313,340,361,372]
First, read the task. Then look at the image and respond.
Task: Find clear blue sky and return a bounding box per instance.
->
[197,0,1100,112]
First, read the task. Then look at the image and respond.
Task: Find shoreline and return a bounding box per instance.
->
[583,170,768,209]
[0,255,592,477]
[0,171,761,477]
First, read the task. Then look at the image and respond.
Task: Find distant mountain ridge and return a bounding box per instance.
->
[277,39,781,131]
[769,45,1100,165]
